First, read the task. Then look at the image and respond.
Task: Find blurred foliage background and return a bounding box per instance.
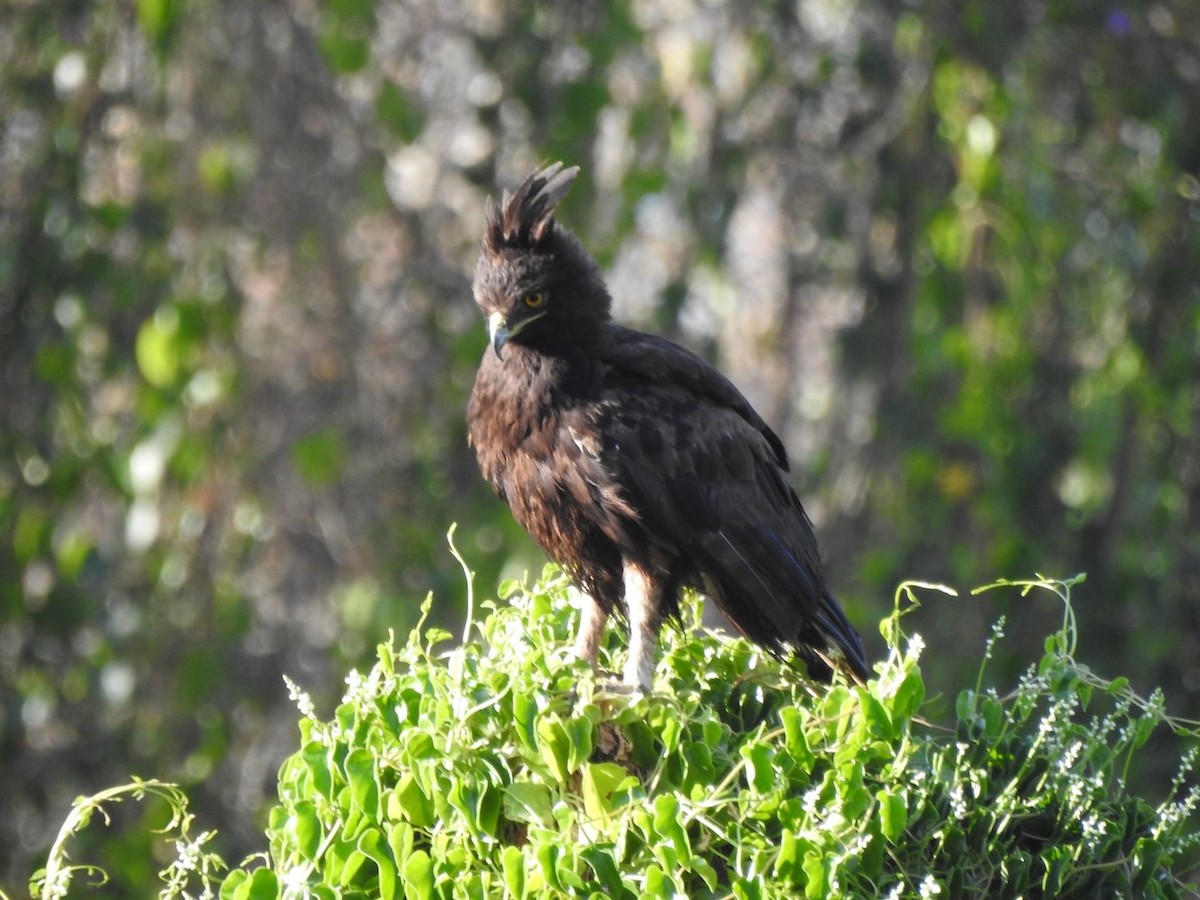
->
[2,0,1198,891]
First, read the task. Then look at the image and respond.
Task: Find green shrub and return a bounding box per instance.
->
[24,570,1200,899]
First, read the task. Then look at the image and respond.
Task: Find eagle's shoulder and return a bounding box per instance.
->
[600,325,789,471]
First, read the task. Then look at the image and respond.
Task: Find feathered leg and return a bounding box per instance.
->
[573,596,609,668]
[622,561,661,691]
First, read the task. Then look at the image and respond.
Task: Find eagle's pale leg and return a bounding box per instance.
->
[622,561,661,691]
[573,596,609,668]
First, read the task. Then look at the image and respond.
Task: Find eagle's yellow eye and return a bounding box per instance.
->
[523,293,546,309]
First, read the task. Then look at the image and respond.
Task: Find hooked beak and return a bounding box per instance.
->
[487,309,546,359]
[487,311,510,358]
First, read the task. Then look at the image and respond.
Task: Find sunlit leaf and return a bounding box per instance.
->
[136,313,182,388]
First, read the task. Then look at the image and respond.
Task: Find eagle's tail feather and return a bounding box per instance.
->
[701,526,869,683]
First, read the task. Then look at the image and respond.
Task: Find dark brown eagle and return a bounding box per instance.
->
[467,162,868,690]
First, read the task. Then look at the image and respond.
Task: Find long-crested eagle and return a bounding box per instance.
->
[467,163,869,690]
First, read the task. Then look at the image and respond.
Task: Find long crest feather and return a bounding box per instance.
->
[484,162,580,255]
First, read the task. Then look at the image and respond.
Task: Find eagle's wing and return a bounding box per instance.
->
[595,326,868,681]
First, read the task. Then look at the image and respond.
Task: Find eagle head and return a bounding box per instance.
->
[474,162,611,358]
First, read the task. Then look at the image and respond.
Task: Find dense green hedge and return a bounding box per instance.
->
[26,569,1200,898]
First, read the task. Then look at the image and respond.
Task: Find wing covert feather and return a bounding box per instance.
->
[594,327,868,679]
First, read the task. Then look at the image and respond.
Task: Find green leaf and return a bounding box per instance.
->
[338,846,368,887]
[733,873,763,900]
[404,730,437,761]
[448,777,500,837]
[387,821,414,870]
[1106,676,1131,697]
[955,689,976,724]
[218,870,247,900]
[287,800,323,861]
[740,742,776,794]
[512,692,539,753]
[839,761,871,820]
[651,794,691,867]
[659,714,683,753]
[536,716,572,782]
[780,706,814,768]
[1129,713,1158,749]
[566,714,595,772]
[301,742,333,800]
[1132,839,1165,894]
[1041,846,1070,897]
[501,845,525,899]
[683,741,716,788]
[136,311,183,387]
[773,830,802,885]
[860,691,895,741]
[892,671,926,722]
[802,850,829,899]
[643,864,669,898]
[389,774,434,828]
[579,845,623,894]
[357,827,395,899]
[536,842,564,893]
[345,748,380,816]
[503,781,555,827]
[401,849,433,900]
[981,694,1004,738]
[692,857,720,892]
[219,867,279,900]
[877,788,908,841]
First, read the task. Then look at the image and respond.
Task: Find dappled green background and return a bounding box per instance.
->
[2,0,1198,892]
